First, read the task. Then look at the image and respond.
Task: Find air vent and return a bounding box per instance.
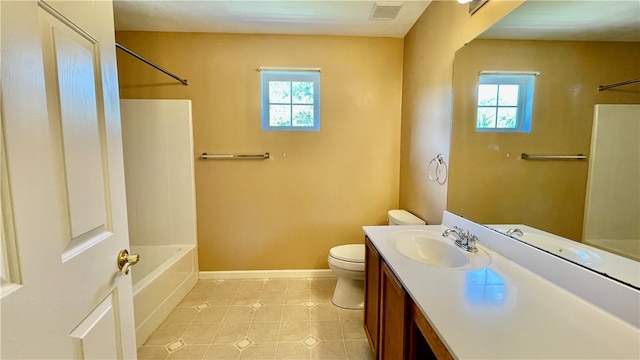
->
[370,2,404,20]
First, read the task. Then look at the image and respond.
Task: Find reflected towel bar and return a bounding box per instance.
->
[200,152,270,160]
[521,153,587,160]
[598,78,640,91]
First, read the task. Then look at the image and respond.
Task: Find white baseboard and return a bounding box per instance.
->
[199,269,334,280]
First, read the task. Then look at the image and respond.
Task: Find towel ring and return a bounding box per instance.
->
[428,154,448,185]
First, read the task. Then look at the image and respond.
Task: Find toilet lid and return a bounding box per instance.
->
[330,244,364,262]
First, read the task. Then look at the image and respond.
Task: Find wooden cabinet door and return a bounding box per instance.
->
[364,236,381,358]
[380,261,410,360]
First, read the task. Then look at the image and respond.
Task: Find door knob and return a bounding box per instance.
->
[117,249,140,275]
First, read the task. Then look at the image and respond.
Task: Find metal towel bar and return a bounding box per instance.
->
[521,153,586,160]
[200,152,270,160]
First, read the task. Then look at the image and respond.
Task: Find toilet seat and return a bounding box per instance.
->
[328,256,364,272]
[329,244,364,263]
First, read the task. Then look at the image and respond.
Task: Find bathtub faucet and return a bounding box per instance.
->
[505,228,524,237]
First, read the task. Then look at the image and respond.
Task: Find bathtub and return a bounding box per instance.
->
[131,244,198,346]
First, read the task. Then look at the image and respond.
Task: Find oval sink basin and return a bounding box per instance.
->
[388,230,490,269]
[392,231,467,267]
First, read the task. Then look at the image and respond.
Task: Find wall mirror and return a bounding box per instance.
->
[448,1,639,288]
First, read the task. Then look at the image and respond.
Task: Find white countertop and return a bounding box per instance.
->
[363,224,640,359]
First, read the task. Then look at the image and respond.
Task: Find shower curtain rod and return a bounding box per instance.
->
[598,77,639,91]
[115,43,188,86]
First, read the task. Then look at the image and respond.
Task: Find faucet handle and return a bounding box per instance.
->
[468,235,480,252]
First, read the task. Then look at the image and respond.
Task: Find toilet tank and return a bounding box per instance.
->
[388,209,426,225]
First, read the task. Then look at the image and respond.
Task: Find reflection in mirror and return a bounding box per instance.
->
[487,224,639,289]
[447,0,640,288]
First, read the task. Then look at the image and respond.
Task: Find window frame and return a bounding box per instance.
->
[260,71,321,132]
[476,73,536,133]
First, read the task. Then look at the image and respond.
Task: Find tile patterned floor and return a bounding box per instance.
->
[137,278,375,360]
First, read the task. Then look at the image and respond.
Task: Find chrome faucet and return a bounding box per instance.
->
[505,228,524,237]
[442,227,461,240]
[442,226,479,253]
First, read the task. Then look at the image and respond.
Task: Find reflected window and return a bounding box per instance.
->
[465,268,506,305]
[261,71,320,131]
[476,73,535,133]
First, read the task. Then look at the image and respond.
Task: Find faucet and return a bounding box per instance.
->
[442,227,461,240]
[442,226,479,253]
[505,228,524,237]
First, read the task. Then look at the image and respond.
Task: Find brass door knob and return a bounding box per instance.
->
[117,249,141,275]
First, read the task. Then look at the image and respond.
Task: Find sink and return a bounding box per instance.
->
[390,230,467,267]
[388,230,490,269]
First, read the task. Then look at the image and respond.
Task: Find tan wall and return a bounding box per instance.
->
[116,32,404,270]
[399,0,524,225]
[448,39,640,241]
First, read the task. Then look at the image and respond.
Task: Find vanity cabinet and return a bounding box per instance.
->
[364,236,454,360]
[410,302,454,360]
[364,237,381,355]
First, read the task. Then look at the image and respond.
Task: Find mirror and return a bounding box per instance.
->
[448,1,640,288]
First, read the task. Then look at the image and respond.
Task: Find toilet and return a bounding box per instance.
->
[328,209,425,309]
[387,209,426,226]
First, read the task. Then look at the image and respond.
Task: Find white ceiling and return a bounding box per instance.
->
[113,1,432,38]
[112,1,640,41]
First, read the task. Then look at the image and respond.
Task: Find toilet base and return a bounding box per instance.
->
[331,277,364,309]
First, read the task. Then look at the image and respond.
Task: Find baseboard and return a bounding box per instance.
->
[199,269,334,280]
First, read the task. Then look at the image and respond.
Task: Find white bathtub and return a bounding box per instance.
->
[131,245,198,346]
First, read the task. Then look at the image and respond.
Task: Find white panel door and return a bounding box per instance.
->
[1,1,137,358]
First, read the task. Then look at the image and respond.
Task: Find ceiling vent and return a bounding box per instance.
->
[370,2,404,20]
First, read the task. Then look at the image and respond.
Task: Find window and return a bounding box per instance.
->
[261,70,320,131]
[476,73,536,133]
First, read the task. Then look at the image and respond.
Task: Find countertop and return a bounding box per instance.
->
[363,224,640,359]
